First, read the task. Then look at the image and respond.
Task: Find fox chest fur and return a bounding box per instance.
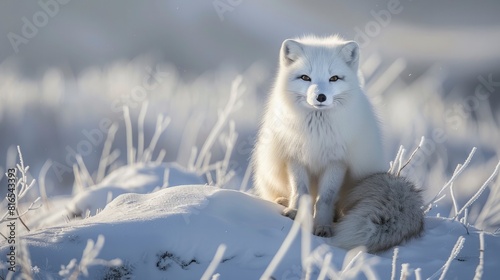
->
[274,109,347,175]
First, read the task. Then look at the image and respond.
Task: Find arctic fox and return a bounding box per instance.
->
[252,35,424,252]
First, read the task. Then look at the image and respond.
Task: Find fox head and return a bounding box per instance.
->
[276,36,362,111]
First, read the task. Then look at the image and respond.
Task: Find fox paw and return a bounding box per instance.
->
[282,207,297,220]
[275,197,289,207]
[314,225,333,237]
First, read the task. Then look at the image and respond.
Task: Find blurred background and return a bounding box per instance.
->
[1,1,499,229]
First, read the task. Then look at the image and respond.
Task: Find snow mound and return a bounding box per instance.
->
[66,162,206,216]
[1,185,499,279]
[2,186,305,279]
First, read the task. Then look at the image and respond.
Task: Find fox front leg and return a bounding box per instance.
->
[314,164,346,237]
[282,161,309,220]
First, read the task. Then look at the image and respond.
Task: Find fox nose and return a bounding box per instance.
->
[316,94,327,103]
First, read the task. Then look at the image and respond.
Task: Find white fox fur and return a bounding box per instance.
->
[331,172,424,253]
[252,35,423,251]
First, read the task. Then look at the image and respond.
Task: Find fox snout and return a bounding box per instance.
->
[316,93,327,102]
[306,88,333,108]
[303,82,336,109]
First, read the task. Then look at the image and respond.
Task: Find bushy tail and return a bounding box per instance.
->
[328,173,424,253]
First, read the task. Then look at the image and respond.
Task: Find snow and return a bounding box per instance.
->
[66,162,206,216]
[1,164,499,279]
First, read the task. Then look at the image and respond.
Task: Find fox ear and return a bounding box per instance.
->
[340,41,359,70]
[280,39,304,66]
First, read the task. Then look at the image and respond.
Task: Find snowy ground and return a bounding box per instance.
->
[0,162,499,279]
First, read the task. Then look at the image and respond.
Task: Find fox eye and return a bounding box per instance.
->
[299,75,311,81]
[329,75,340,82]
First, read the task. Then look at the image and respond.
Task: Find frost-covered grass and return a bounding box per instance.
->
[0,54,499,279]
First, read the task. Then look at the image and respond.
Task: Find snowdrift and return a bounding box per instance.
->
[2,178,499,279]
